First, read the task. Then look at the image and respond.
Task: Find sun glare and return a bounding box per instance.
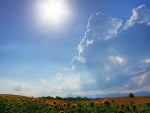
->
[36,0,70,27]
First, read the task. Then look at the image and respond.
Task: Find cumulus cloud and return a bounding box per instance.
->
[123,4,150,29]
[71,4,150,97]
[72,12,123,70]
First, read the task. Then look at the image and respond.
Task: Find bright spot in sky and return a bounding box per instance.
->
[36,0,71,28]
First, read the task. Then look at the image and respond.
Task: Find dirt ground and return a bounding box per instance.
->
[96,96,150,104]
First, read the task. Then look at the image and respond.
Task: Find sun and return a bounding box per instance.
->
[36,0,70,27]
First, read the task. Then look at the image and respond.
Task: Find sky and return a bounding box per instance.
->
[0,0,150,97]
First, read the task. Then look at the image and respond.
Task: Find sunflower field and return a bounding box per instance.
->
[0,95,150,113]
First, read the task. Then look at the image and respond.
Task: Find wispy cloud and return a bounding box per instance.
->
[123,4,150,29]
[131,72,149,86]
[124,69,150,90]
[86,12,122,40]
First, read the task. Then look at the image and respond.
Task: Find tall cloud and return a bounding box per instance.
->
[72,12,122,70]
[71,4,150,96]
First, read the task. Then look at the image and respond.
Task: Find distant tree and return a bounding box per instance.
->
[129,92,135,99]
[47,96,54,99]
[84,97,88,100]
[40,96,54,99]
[76,96,81,100]
[56,96,62,100]
[67,97,75,100]
[129,92,135,113]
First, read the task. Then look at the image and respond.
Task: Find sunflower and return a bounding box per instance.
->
[45,101,52,106]
[95,101,100,106]
[18,101,23,106]
[83,101,89,106]
[62,102,67,108]
[116,105,120,110]
[52,100,58,106]
[17,98,21,101]
[102,99,110,105]
[71,103,77,109]
[59,111,65,113]
[31,98,37,103]
[132,104,138,111]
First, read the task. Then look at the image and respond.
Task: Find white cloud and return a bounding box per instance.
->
[131,72,149,86]
[76,38,93,56]
[143,58,150,63]
[86,39,93,46]
[72,12,123,71]
[76,56,86,63]
[108,56,126,64]
[71,4,150,97]
[123,4,150,29]
[86,12,122,40]
[71,55,86,70]
[77,39,85,55]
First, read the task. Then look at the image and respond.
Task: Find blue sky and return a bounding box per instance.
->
[0,0,150,97]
